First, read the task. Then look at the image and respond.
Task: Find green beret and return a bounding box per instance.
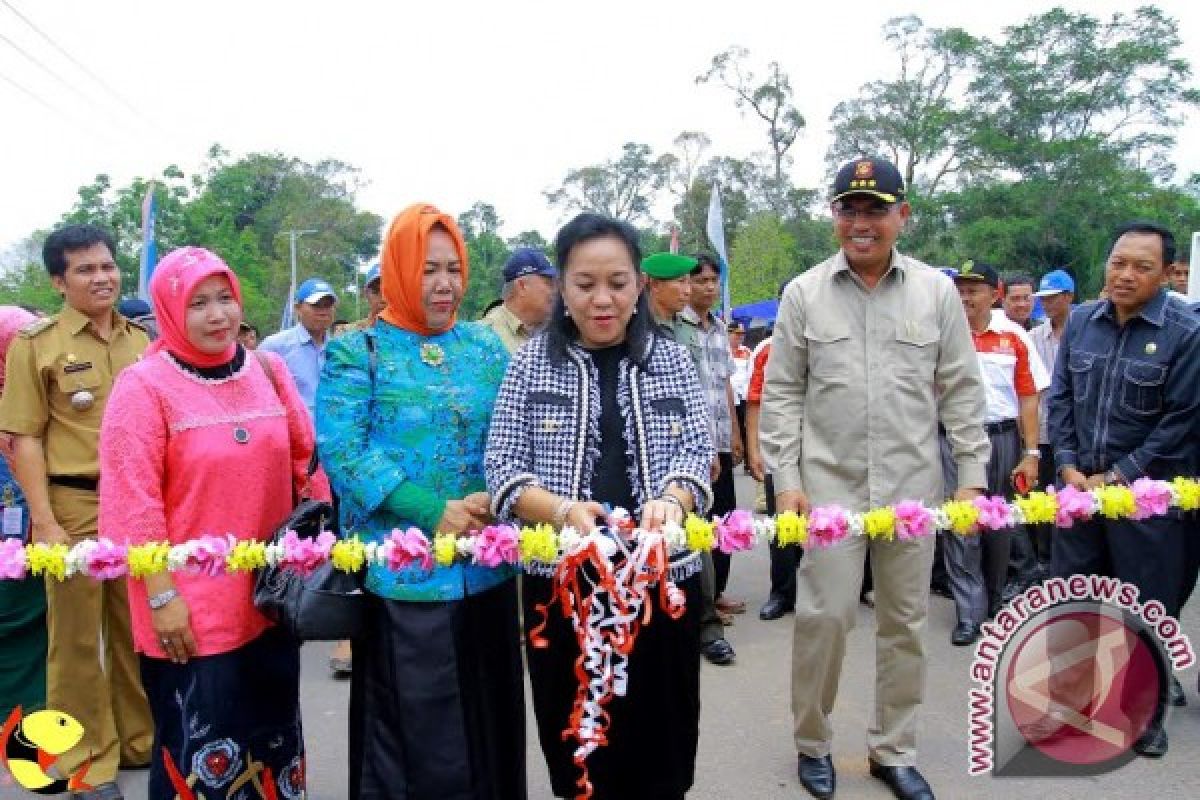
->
[642,252,696,280]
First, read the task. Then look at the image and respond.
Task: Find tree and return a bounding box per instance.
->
[660,131,712,201]
[507,230,550,254]
[968,6,1200,182]
[545,142,670,223]
[728,213,800,305]
[458,202,510,319]
[827,16,978,195]
[697,46,806,214]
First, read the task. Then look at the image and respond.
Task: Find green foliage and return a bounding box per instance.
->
[728,213,800,305]
[36,146,383,333]
[545,142,671,223]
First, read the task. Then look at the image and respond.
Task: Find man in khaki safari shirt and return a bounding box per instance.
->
[761,158,989,800]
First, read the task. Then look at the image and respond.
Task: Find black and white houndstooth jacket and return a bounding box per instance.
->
[485,331,715,522]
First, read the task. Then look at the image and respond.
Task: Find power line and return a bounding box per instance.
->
[0,69,122,145]
[0,0,157,129]
[0,30,138,135]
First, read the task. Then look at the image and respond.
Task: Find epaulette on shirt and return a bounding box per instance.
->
[17,317,55,338]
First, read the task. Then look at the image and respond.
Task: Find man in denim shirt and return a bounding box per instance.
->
[1048,221,1200,758]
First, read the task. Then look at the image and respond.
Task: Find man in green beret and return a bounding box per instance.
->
[643,252,737,666]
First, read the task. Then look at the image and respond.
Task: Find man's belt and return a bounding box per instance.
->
[49,475,99,492]
[984,419,1017,435]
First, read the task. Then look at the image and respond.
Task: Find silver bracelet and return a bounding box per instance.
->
[552,498,575,527]
[660,494,686,514]
[148,588,179,610]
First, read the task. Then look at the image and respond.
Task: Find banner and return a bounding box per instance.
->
[706,186,731,319]
[136,182,157,301]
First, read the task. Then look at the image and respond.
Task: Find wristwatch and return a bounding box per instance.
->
[1023,449,1041,459]
[148,588,179,610]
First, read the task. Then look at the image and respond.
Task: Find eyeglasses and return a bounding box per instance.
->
[832,204,895,221]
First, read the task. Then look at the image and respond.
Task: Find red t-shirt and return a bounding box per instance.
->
[748,341,772,405]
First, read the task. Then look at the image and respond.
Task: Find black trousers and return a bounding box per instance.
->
[764,473,802,605]
[1053,513,1191,618]
[710,451,738,596]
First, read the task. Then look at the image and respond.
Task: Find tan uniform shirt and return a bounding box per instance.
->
[479,304,532,354]
[0,306,149,479]
[760,249,990,509]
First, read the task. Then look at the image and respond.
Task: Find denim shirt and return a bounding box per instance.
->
[315,321,516,602]
[1048,290,1200,481]
[258,324,326,418]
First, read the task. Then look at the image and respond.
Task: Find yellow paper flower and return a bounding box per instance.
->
[862,507,897,540]
[1094,485,1136,520]
[1015,491,1057,525]
[226,540,268,573]
[127,542,170,579]
[330,538,366,573]
[433,533,457,567]
[1172,477,1200,512]
[684,514,716,552]
[775,511,808,547]
[26,542,68,581]
[942,501,979,536]
[519,524,559,564]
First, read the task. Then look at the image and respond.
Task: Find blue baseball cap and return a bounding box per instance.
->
[938,267,959,279]
[1034,269,1075,297]
[364,263,381,288]
[502,248,556,283]
[295,277,337,305]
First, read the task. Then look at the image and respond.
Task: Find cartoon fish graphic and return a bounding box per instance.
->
[1,706,93,795]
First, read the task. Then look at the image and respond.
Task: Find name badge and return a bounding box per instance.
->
[63,362,94,374]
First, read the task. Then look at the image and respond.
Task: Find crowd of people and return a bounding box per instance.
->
[0,155,1197,800]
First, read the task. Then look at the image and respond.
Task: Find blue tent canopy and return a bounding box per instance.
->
[730,298,779,328]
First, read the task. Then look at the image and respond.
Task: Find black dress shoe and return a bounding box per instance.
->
[759,596,794,620]
[1133,725,1168,757]
[1169,676,1187,707]
[796,753,835,799]
[701,638,736,665]
[951,622,979,646]
[868,761,934,800]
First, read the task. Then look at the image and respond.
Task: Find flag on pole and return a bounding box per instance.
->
[669,224,680,254]
[280,282,296,330]
[136,182,158,301]
[706,186,731,319]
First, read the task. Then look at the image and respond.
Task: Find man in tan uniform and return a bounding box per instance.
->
[0,224,153,800]
[479,248,557,353]
[761,159,988,800]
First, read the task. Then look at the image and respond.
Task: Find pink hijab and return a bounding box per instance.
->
[148,247,244,368]
[0,306,37,392]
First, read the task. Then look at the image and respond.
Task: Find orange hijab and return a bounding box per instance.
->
[379,203,470,335]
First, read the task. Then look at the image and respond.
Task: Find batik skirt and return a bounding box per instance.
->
[0,462,45,712]
[139,625,304,800]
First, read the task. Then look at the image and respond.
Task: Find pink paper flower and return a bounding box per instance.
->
[0,537,27,580]
[893,501,934,540]
[186,534,234,577]
[475,525,519,568]
[973,495,1014,532]
[85,538,128,581]
[716,509,755,553]
[807,506,850,549]
[1053,485,1095,529]
[278,530,336,577]
[385,527,433,572]
[1131,478,1172,521]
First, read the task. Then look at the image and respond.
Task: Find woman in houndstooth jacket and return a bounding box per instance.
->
[485,213,715,800]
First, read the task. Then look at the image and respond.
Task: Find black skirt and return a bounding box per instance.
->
[139,625,304,800]
[524,569,702,800]
[350,580,526,800]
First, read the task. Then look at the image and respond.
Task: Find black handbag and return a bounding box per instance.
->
[251,349,366,641]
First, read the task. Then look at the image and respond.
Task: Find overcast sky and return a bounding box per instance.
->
[1,0,1198,257]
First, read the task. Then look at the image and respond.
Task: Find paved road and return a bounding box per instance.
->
[25,474,1200,799]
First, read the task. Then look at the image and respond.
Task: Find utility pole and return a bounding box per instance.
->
[276,228,317,330]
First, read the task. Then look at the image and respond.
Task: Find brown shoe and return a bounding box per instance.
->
[715,595,747,614]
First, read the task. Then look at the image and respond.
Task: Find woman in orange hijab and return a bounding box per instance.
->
[316,204,524,799]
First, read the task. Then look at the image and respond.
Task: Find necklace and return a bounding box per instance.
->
[209,383,252,445]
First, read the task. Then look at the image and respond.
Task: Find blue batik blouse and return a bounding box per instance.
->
[315,320,516,601]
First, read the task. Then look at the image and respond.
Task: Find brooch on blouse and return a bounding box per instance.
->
[420,342,446,367]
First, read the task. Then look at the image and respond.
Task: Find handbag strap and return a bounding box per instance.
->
[254,351,316,503]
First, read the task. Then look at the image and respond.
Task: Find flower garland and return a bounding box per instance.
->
[2,477,1198,581]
